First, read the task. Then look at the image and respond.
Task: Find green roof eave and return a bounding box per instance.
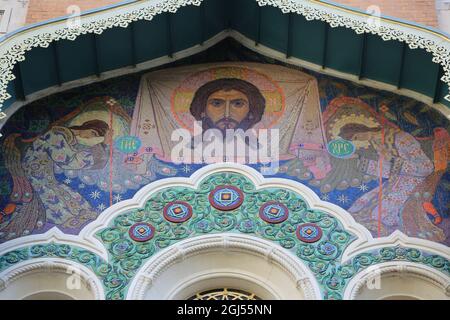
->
[0,0,449,126]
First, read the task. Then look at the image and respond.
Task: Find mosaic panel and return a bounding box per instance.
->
[0,57,449,247]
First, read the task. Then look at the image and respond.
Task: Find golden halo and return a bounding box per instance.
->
[67,99,129,139]
[329,114,380,149]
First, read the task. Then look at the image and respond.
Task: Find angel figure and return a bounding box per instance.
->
[1,119,112,240]
[282,96,449,241]
[339,122,446,241]
[0,96,177,241]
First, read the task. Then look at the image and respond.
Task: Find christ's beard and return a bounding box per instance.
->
[191,116,260,150]
[201,116,255,135]
[215,118,240,130]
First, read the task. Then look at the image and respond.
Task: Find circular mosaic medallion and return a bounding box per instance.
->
[163,201,193,223]
[129,223,155,242]
[296,223,323,243]
[209,186,244,211]
[259,202,289,224]
[320,242,338,256]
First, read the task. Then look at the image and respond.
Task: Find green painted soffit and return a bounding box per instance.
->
[4,0,450,111]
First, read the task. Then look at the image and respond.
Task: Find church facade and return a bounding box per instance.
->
[0,0,449,300]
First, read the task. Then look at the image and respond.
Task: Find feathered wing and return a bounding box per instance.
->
[401,171,446,242]
[313,156,377,193]
[400,128,450,242]
[0,135,46,240]
[283,154,377,193]
[3,134,33,203]
[0,196,46,240]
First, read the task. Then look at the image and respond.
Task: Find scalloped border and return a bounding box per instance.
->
[1,162,447,265]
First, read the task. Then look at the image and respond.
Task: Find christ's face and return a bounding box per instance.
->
[205,89,250,130]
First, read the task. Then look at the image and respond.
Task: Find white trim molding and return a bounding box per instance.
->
[126,233,322,300]
[0,163,448,300]
[0,227,110,262]
[80,163,450,267]
[0,257,105,300]
[343,261,450,300]
[341,230,450,264]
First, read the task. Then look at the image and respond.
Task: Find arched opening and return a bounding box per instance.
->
[127,233,322,300]
[381,295,420,300]
[23,292,75,300]
[151,251,290,300]
[0,259,104,300]
[188,288,260,300]
[344,262,450,300]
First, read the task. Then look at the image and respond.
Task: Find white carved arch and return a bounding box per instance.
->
[343,261,450,300]
[341,230,450,264]
[0,257,105,300]
[80,162,372,258]
[0,228,109,262]
[126,233,322,300]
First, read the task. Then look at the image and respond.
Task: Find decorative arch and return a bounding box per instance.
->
[0,257,105,300]
[126,233,322,300]
[79,163,448,300]
[0,163,448,299]
[343,261,450,300]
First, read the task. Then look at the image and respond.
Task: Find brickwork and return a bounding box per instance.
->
[333,0,438,27]
[24,0,439,28]
[25,0,122,24]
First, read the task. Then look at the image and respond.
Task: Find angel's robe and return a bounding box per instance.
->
[349,130,444,241]
[22,126,107,227]
[128,62,331,178]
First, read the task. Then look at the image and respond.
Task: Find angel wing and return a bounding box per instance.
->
[0,134,46,241]
[3,134,33,203]
[282,153,377,194]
